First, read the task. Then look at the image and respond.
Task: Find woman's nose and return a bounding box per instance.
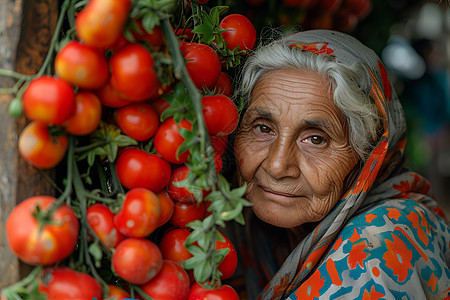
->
[264,138,301,180]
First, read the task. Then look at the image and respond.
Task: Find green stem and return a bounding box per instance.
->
[1,267,42,293]
[161,18,209,153]
[72,156,109,290]
[0,69,34,80]
[75,139,110,153]
[42,135,75,220]
[35,0,70,77]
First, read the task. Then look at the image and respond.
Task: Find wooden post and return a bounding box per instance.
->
[0,0,58,288]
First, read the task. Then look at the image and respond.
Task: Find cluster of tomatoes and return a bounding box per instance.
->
[4,0,257,299]
[245,0,372,32]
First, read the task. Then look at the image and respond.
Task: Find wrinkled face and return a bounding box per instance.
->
[234,68,358,229]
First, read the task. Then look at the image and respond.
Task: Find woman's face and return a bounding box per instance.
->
[234,68,358,229]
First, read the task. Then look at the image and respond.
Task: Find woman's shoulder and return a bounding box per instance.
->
[296,199,450,299]
[336,198,450,256]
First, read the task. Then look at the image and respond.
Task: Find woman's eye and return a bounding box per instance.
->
[256,124,273,134]
[302,136,325,145]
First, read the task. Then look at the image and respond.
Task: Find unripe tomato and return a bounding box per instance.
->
[180,42,221,90]
[55,41,109,89]
[18,121,68,169]
[75,0,131,48]
[138,260,190,300]
[188,283,240,300]
[115,102,159,141]
[170,200,205,229]
[110,43,159,102]
[159,227,192,263]
[86,203,125,249]
[156,191,175,227]
[115,148,172,192]
[112,238,163,285]
[6,196,79,265]
[62,92,102,135]
[22,76,75,125]
[202,95,239,136]
[220,14,257,52]
[154,117,192,164]
[114,188,161,238]
[38,267,103,300]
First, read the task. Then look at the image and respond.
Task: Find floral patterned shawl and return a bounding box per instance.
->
[244,30,450,299]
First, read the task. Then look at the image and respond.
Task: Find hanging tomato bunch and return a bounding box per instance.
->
[1,0,256,299]
[243,0,372,33]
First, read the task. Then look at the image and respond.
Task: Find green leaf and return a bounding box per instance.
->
[193,260,213,284]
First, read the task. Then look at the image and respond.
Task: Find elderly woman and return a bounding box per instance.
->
[232,30,450,299]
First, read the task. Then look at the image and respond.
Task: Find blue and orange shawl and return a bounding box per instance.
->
[231,30,450,299]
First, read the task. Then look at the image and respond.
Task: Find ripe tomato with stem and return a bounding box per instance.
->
[18,121,68,169]
[112,237,163,285]
[6,196,79,265]
[114,188,161,238]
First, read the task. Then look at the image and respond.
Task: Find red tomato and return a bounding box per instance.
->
[154,117,192,164]
[283,0,316,7]
[115,148,172,192]
[167,165,195,202]
[96,81,131,108]
[216,231,238,280]
[133,20,163,48]
[75,0,131,48]
[180,42,221,90]
[159,227,192,263]
[86,203,125,249]
[114,188,161,237]
[188,283,240,300]
[219,14,256,52]
[138,260,190,300]
[156,191,175,227]
[107,285,130,299]
[342,0,372,18]
[210,135,229,156]
[55,41,109,89]
[18,121,68,169]
[202,95,239,136]
[315,0,343,11]
[214,151,223,174]
[38,267,103,300]
[62,92,102,135]
[175,28,194,41]
[150,97,170,119]
[110,43,159,102]
[112,238,163,285]
[22,76,75,125]
[6,196,79,265]
[170,200,205,229]
[115,103,159,141]
[214,72,233,96]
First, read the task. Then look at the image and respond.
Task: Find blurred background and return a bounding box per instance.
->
[222,0,450,215]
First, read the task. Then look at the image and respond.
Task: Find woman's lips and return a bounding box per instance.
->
[260,186,299,198]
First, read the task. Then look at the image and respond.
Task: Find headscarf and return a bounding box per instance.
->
[253,30,449,299]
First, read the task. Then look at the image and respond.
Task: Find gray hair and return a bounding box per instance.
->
[236,40,382,162]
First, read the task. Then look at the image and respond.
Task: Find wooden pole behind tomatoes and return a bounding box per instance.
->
[0,0,58,288]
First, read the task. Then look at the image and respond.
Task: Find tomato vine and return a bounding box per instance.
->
[1,0,254,298]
